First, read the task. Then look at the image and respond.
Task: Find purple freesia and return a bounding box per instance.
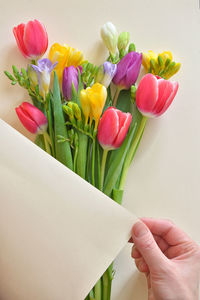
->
[113,52,142,89]
[31,58,57,98]
[62,66,79,100]
[95,61,117,88]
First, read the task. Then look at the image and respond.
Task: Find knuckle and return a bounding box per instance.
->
[141,237,155,251]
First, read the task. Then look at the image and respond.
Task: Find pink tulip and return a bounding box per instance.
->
[97,107,132,150]
[16,102,47,134]
[136,74,179,117]
[13,19,48,59]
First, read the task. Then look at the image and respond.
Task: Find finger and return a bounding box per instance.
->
[141,218,192,246]
[131,246,142,259]
[164,241,200,259]
[132,221,168,272]
[135,258,149,273]
[153,234,169,253]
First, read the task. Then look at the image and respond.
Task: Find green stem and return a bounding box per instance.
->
[86,139,92,182]
[119,116,147,190]
[91,138,96,186]
[113,87,121,107]
[73,143,78,173]
[43,132,51,155]
[97,143,101,189]
[94,279,102,300]
[46,109,55,157]
[100,149,108,191]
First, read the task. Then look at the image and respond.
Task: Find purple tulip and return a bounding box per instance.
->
[112,51,143,90]
[62,66,79,100]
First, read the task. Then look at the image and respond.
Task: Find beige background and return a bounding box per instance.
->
[0,0,199,299]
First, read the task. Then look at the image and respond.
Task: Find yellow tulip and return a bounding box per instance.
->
[49,43,84,82]
[80,83,107,129]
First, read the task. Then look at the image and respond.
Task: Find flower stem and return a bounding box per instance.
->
[119,116,147,190]
[100,149,108,191]
[46,109,55,157]
[94,279,102,300]
[43,131,52,155]
[91,138,96,186]
[112,87,121,107]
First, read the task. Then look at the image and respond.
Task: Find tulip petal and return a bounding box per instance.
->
[13,24,29,58]
[125,53,142,88]
[24,20,48,58]
[22,102,47,127]
[136,73,158,115]
[113,112,132,148]
[97,108,119,149]
[157,81,179,116]
[152,79,174,116]
[16,106,38,134]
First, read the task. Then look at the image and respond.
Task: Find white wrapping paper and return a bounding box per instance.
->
[0,119,137,300]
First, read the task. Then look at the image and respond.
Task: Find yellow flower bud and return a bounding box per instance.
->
[80,83,107,129]
[142,50,157,72]
[87,83,107,129]
[80,89,91,125]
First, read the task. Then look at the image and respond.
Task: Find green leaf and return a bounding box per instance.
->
[103,121,137,196]
[34,134,45,150]
[116,89,131,112]
[112,188,124,205]
[76,131,88,179]
[52,72,73,169]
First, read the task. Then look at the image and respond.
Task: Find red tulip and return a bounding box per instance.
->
[136,74,179,117]
[13,19,48,59]
[16,102,47,134]
[97,107,132,150]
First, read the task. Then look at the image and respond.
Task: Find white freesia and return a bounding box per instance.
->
[100,22,118,55]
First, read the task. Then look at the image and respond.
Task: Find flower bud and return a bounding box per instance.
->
[101,22,118,55]
[95,62,117,88]
[117,32,129,51]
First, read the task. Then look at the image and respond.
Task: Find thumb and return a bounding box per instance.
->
[132,221,168,271]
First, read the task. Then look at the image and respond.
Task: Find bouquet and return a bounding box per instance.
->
[4,19,181,300]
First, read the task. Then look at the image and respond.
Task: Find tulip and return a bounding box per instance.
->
[15,102,47,134]
[31,58,57,99]
[13,19,48,60]
[136,74,179,117]
[49,43,83,82]
[113,51,142,90]
[62,66,79,100]
[97,107,132,150]
[95,62,117,88]
[80,83,107,129]
[101,22,118,56]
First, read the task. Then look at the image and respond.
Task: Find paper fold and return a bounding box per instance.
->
[0,119,137,300]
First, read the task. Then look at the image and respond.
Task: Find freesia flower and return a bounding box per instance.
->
[113,51,142,90]
[32,58,57,98]
[136,74,179,117]
[142,50,181,79]
[27,65,38,89]
[13,19,48,60]
[80,83,107,129]
[101,22,118,56]
[117,32,130,51]
[95,62,117,88]
[16,102,47,134]
[62,66,79,100]
[49,43,83,82]
[97,107,132,150]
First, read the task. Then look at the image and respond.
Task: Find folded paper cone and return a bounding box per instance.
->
[0,119,137,300]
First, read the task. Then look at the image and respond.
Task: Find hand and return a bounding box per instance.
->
[131,218,200,300]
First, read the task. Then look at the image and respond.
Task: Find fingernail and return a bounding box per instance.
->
[132,221,149,238]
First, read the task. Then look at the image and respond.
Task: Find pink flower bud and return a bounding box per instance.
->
[15,102,47,134]
[97,107,132,150]
[136,74,179,117]
[13,19,48,59]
